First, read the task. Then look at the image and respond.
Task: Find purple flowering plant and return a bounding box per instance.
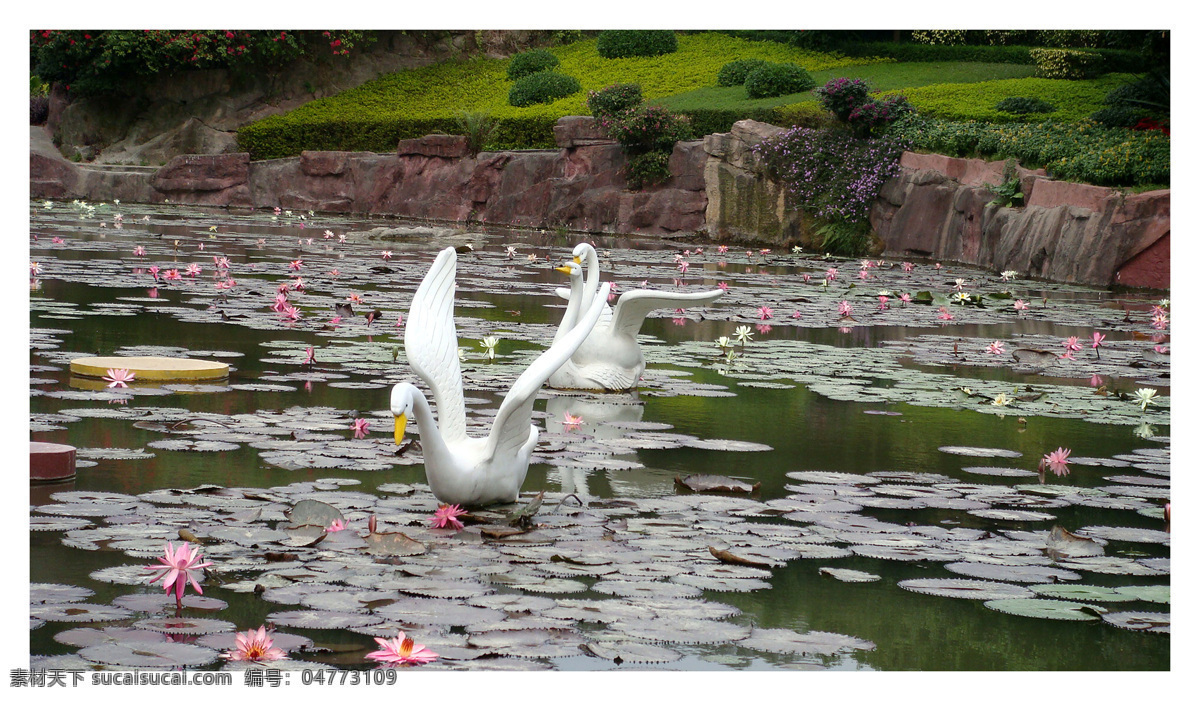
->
[753,127,909,224]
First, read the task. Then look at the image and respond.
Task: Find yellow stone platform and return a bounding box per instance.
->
[70,356,230,381]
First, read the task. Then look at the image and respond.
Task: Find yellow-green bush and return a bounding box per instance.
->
[1029,47,1106,79]
[236,34,887,158]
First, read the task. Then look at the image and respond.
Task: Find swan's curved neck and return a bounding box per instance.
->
[580,247,601,312]
[554,271,585,344]
[404,385,454,467]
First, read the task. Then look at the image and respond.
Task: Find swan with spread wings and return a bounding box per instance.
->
[549,242,723,391]
[391,248,610,506]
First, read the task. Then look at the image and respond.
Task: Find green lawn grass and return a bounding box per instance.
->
[653,62,1038,110]
[239,32,1146,160]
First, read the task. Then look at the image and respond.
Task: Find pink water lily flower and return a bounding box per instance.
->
[937,307,954,321]
[757,306,773,320]
[324,229,335,239]
[717,245,728,254]
[1091,332,1105,358]
[186,263,201,277]
[352,418,370,439]
[1039,447,1071,477]
[561,412,584,430]
[899,293,911,305]
[791,310,802,319]
[677,260,689,273]
[429,504,467,531]
[718,281,729,291]
[133,245,146,256]
[148,265,160,281]
[1062,336,1083,353]
[289,259,303,271]
[104,368,136,388]
[145,541,213,605]
[825,268,838,282]
[902,262,914,273]
[802,273,811,283]
[50,235,64,243]
[221,626,287,662]
[214,256,230,269]
[1013,299,1029,311]
[985,341,1006,355]
[382,250,393,260]
[163,269,182,282]
[837,300,852,317]
[366,633,438,667]
[304,346,315,365]
[325,519,347,533]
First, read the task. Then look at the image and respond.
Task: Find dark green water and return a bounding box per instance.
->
[28,203,1169,671]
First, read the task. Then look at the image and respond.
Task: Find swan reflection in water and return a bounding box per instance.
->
[543,392,666,499]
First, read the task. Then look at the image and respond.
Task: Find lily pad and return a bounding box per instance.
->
[897,578,1036,600]
[1101,611,1169,633]
[984,598,1104,621]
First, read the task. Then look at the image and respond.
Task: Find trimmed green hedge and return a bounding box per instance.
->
[596,30,678,58]
[508,71,581,107]
[889,114,1170,187]
[837,41,1151,73]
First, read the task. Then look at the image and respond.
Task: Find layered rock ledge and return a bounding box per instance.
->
[30,118,1169,289]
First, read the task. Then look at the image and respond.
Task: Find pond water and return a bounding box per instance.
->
[28,201,1170,671]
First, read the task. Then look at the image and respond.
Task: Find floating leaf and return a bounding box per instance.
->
[1028,584,1135,602]
[675,474,760,494]
[897,578,1036,600]
[984,598,1104,621]
[818,568,880,583]
[1047,525,1105,560]
[79,640,219,668]
[1101,611,1169,633]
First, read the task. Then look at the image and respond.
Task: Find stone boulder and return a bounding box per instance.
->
[152,153,251,206]
[553,116,616,148]
[396,134,470,159]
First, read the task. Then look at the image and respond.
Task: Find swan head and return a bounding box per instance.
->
[571,242,595,263]
[555,260,582,277]
[390,383,417,444]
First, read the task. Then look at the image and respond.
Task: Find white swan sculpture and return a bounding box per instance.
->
[391,247,611,506]
[548,242,723,391]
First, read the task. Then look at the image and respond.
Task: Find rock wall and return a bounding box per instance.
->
[872,152,1170,288]
[29,117,1170,289]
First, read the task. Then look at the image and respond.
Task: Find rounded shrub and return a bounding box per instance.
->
[596,30,677,59]
[815,78,873,121]
[744,62,816,99]
[600,105,692,156]
[587,83,643,120]
[716,59,767,87]
[506,49,560,81]
[1088,105,1146,129]
[995,96,1056,115]
[508,71,581,108]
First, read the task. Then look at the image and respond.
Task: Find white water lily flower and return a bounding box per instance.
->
[1133,388,1158,412]
[1157,299,1170,309]
[734,326,754,344]
[993,393,1013,406]
[953,292,972,303]
[792,246,803,254]
[1001,270,1018,281]
[715,336,732,350]
[726,349,738,363]
[481,336,499,359]
[457,347,466,362]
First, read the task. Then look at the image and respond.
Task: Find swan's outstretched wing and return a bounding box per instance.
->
[487,281,613,458]
[403,247,468,443]
[611,288,724,337]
